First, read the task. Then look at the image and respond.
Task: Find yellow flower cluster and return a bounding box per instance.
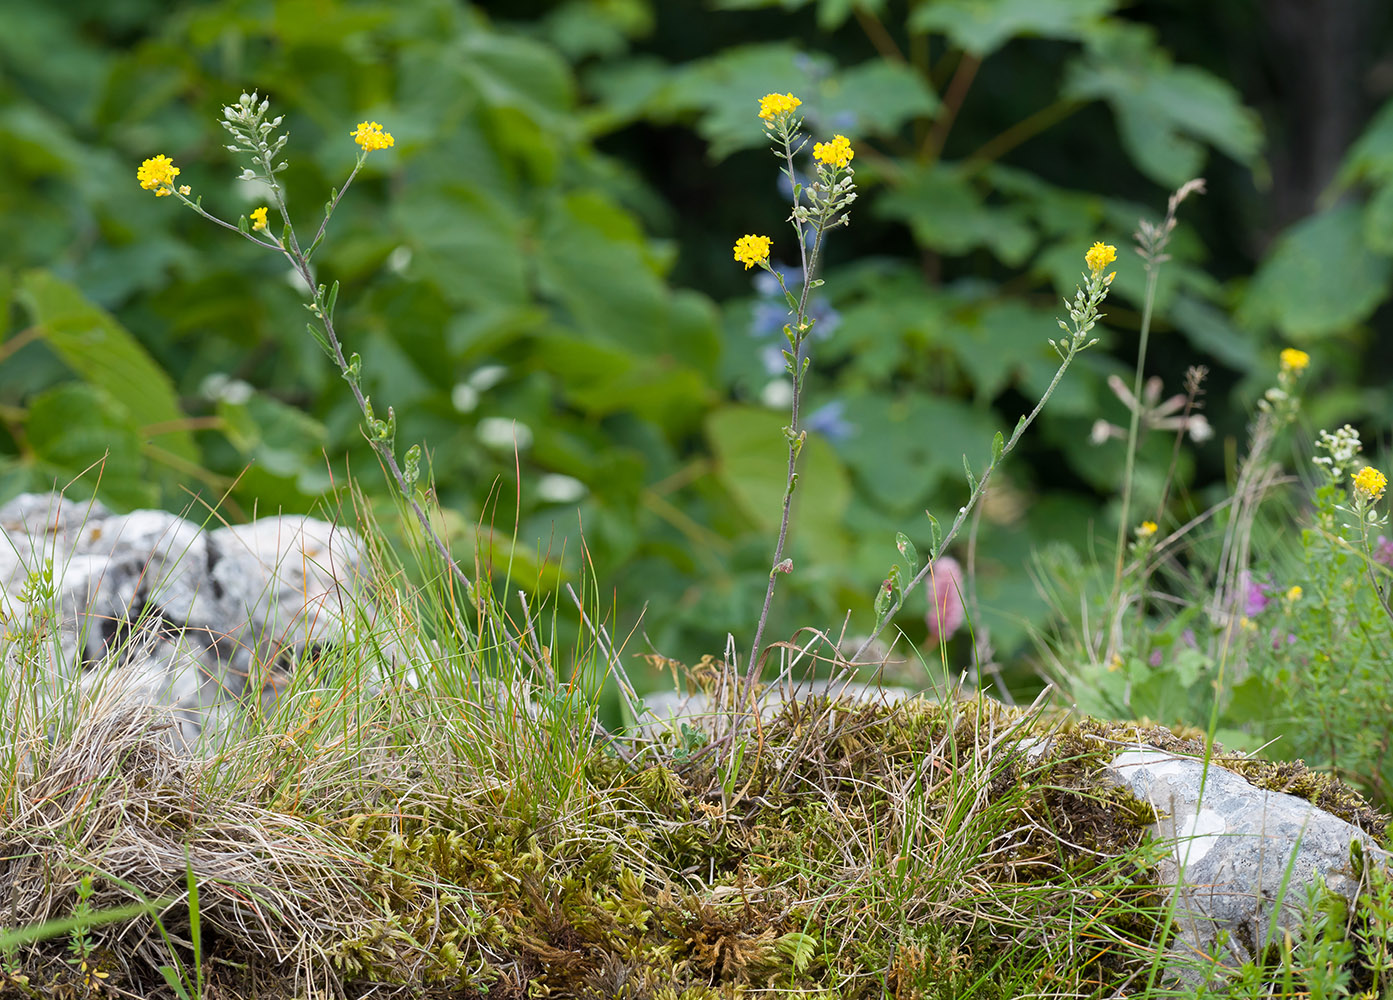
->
[250,206,269,231]
[1353,466,1388,501]
[733,234,772,270]
[1085,241,1117,274]
[813,134,855,168]
[1135,520,1158,539]
[1285,585,1302,602]
[1280,347,1310,372]
[137,154,180,196]
[350,121,395,151]
[758,93,801,122]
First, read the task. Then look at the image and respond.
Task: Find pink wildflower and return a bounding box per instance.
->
[925,556,965,644]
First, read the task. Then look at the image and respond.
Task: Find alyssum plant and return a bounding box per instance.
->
[733,91,1115,707]
[137,94,545,671]
[139,91,1114,726]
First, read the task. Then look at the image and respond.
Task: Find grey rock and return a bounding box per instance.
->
[638,676,917,739]
[0,492,377,747]
[1101,747,1391,980]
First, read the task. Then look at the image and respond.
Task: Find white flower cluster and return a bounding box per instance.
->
[1313,423,1362,481]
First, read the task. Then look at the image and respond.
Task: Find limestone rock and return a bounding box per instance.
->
[638,675,917,739]
[0,492,376,746]
[1101,747,1390,980]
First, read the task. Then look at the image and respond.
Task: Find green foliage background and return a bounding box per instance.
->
[3,0,1393,681]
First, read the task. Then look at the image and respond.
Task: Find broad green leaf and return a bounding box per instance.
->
[538,0,653,61]
[18,270,197,465]
[458,30,576,123]
[706,405,850,544]
[25,383,157,509]
[217,394,328,485]
[397,188,529,310]
[1336,96,1393,188]
[834,394,996,513]
[910,0,1118,58]
[1168,294,1260,371]
[1241,204,1393,340]
[875,163,1036,266]
[539,332,709,432]
[709,0,888,31]
[650,45,931,159]
[535,191,670,350]
[1063,23,1262,187]
[1364,182,1393,255]
[818,60,938,134]
[654,43,827,158]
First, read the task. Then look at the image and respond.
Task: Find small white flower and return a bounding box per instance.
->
[451,384,479,413]
[1090,419,1118,445]
[199,373,253,405]
[477,417,532,451]
[536,474,587,504]
[760,379,794,409]
[285,267,311,293]
[468,365,508,392]
[1187,414,1213,443]
[386,245,413,274]
[221,379,253,405]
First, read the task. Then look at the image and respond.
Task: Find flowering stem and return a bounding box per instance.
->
[742,135,818,709]
[1112,260,1160,588]
[742,127,847,711]
[848,336,1088,666]
[1356,509,1393,626]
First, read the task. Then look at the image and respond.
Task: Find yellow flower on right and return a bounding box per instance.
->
[137,154,180,196]
[813,134,854,168]
[733,234,772,270]
[1280,347,1310,372]
[1086,241,1117,274]
[1353,466,1387,502]
[758,93,801,122]
[350,121,394,151]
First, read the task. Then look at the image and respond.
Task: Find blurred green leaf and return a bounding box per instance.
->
[876,163,1036,266]
[1336,96,1393,188]
[707,405,850,540]
[1364,182,1393,256]
[1064,23,1262,186]
[1241,203,1393,340]
[18,270,198,465]
[24,383,157,509]
[835,394,996,513]
[909,0,1118,58]
[818,60,938,133]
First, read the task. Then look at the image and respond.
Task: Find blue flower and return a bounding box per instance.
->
[805,400,852,441]
[751,301,789,337]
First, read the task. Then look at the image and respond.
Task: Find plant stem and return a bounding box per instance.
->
[849,336,1088,665]
[744,135,821,709]
[1113,261,1160,583]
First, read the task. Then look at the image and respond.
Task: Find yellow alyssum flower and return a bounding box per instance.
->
[137,154,180,196]
[1280,347,1310,372]
[733,234,772,270]
[250,206,269,231]
[350,121,395,151]
[1135,520,1158,539]
[758,92,801,121]
[1285,585,1302,602]
[813,134,855,168]
[1086,242,1117,274]
[1353,466,1388,501]
[177,185,191,196]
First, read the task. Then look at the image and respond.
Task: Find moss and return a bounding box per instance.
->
[16,681,1390,998]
